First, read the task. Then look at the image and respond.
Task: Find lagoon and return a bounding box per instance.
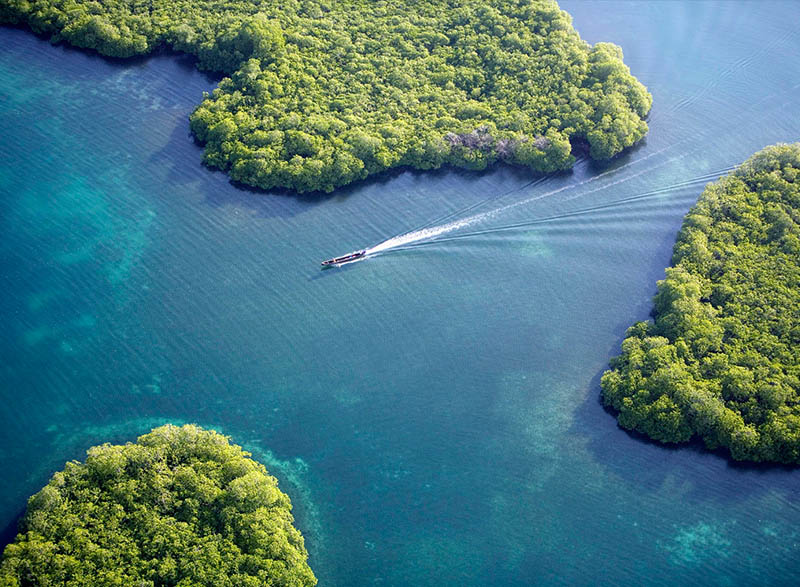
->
[1,1,800,584]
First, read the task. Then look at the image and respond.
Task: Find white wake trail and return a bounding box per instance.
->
[367,217,476,253]
[367,143,682,255]
[367,176,602,253]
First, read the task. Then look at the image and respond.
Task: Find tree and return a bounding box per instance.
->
[0,424,317,586]
[601,144,800,464]
[2,0,653,193]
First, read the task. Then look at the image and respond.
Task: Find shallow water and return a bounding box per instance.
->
[1,1,800,584]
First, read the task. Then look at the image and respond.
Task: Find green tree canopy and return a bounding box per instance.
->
[2,0,652,193]
[0,424,317,586]
[602,143,800,463]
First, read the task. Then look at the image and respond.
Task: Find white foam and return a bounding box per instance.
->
[367,143,683,255]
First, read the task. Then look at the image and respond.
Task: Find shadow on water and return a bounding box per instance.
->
[574,286,799,507]
[306,258,367,281]
[585,137,650,175]
[1,24,222,85]
[0,509,24,549]
[570,209,800,504]
[194,158,564,221]
[575,364,800,506]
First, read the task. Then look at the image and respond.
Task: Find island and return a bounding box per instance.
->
[602,143,800,464]
[1,0,652,193]
[0,424,317,586]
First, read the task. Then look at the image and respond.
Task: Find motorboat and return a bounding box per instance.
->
[321,249,366,268]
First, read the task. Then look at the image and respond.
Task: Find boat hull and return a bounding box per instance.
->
[321,249,366,268]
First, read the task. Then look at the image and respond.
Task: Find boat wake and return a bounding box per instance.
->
[394,166,735,246]
[357,131,740,264]
[366,216,475,254]
[366,143,684,256]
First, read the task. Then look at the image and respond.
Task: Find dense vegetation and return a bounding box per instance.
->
[1,0,652,193]
[0,425,317,586]
[602,144,800,463]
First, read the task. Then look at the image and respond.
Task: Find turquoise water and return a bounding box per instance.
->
[2,1,800,584]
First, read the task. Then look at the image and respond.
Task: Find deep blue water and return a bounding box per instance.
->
[1,2,800,584]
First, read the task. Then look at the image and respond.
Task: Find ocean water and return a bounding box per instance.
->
[1,1,800,584]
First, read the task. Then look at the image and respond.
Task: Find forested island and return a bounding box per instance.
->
[602,144,800,464]
[1,0,651,193]
[0,425,317,586]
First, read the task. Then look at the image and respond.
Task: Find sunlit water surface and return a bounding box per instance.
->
[1,2,799,584]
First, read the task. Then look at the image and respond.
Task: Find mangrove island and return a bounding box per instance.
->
[602,143,800,464]
[1,0,652,192]
[0,425,317,586]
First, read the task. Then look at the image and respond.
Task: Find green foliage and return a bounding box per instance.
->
[602,144,800,463]
[2,0,652,193]
[0,425,317,586]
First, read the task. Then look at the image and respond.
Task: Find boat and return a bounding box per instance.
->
[321,249,366,268]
